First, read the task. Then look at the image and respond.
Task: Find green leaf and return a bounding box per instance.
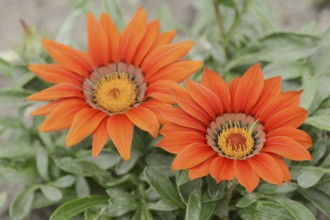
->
[305,115,330,131]
[236,193,258,208]
[0,192,7,209]
[185,191,202,220]
[238,200,293,220]
[206,177,226,201]
[41,185,63,202]
[176,170,190,186]
[75,176,90,198]
[311,139,328,164]
[258,183,298,194]
[0,142,36,158]
[275,197,316,220]
[102,0,125,30]
[264,61,308,80]
[0,90,32,107]
[132,206,153,220]
[297,167,324,188]
[199,201,216,220]
[115,149,141,175]
[9,188,35,220]
[50,196,109,220]
[52,175,76,188]
[217,0,236,8]
[144,166,184,208]
[299,188,330,218]
[36,146,49,180]
[56,10,82,44]
[147,200,179,211]
[301,72,316,110]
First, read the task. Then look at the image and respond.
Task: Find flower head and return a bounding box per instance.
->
[158,64,312,192]
[27,8,202,160]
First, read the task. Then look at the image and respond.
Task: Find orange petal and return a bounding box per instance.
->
[140,99,172,125]
[270,154,291,183]
[107,114,134,160]
[143,41,195,81]
[262,136,312,161]
[251,76,281,117]
[172,143,216,170]
[92,118,109,158]
[234,64,264,114]
[266,127,312,148]
[160,123,204,136]
[234,160,260,193]
[66,108,107,147]
[159,107,206,132]
[186,79,223,118]
[29,64,83,85]
[125,106,159,138]
[26,83,83,101]
[258,91,302,122]
[43,39,93,77]
[133,20,160,66]
[175,93,211,125]
[32,99,66,116]
[120,8,147,64]
[201,67,231,113]
[264,106,308,131]
[158,131,206,154]
[228,77,239,112]
[100,13,120,63]
[148,61,203,83]
[247,153,283,185]
[189,155,217,180]
[146,80,189,104]
[39,99,88,131]
[87,13,109,67]
[210,157,235,183]
[149,30,176,51]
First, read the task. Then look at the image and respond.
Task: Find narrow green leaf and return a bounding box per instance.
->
[0,192,7,208]
[50,196,109,220]
[275,197,316,220]
[9,188,35,220]
[298,167,324,188]
[299,188,330,218]
[305,115,330,131]
[301,72,316,110]
[185,191,202,220]
[36,146,49,180]
[56,10,82,44]
[199,202,216,220]
[236,193,258,208]
[176,170,190,186]
[258,183,298,194]
[0,142,36,158]
[52,175,76,188]
[147,200,179,211]
[0,90,32,107]
[41,185,63,202]
[75,176,90,198]
[144,166,184,208]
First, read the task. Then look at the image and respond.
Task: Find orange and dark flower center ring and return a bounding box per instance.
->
[206,113,266,160]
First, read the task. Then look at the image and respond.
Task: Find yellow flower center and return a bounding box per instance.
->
[94,73,137,113]
[217,124,254,159]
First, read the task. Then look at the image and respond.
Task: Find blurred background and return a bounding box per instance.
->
[0,0,330,219]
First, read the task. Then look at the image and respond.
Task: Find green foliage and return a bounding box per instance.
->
[0,0,329,219]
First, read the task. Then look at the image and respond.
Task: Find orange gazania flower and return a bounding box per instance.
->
[27,8,202,160]
[158,64,312,192]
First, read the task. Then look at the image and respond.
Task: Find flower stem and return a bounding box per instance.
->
[212,0,230,60]
[222,181,236,220]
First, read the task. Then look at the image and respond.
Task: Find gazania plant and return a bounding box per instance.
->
[0,1,330,220]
